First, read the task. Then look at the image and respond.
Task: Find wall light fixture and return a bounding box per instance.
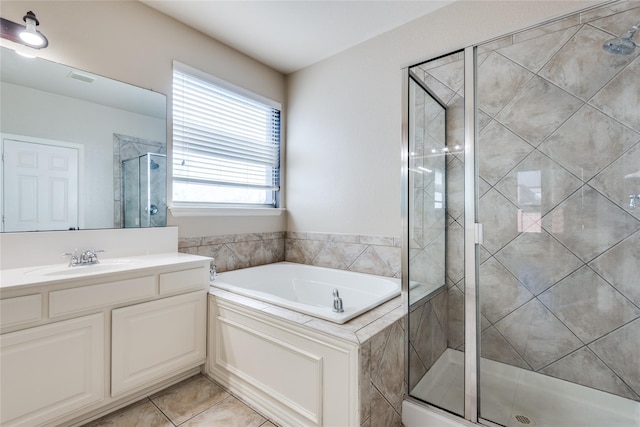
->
[1,11,48,49]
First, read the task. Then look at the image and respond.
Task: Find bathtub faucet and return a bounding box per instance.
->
[332,289,344,313]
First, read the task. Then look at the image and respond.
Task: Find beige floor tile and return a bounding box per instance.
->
[82,399,172,427]
[180,396,266,426]
[150,375,229,425]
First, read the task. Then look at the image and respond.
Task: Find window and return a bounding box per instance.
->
[172,62,281,208]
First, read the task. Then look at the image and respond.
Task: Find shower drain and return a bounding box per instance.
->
[513,414,535,426]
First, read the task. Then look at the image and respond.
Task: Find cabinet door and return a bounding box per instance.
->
[111,291,206,396]
[0,313,104,426]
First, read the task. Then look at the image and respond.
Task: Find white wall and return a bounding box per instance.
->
[285,0,598,237]
[0,0,287,237]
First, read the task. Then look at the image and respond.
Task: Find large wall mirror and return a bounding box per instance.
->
[0,47,167,232]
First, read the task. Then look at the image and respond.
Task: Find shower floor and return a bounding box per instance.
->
[411,349,639,427]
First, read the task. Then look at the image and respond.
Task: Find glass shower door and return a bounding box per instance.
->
[123,153,167,228]
[475,5,640,426]
[406,51,466,417]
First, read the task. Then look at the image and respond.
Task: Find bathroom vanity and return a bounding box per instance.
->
[0,246,211,427]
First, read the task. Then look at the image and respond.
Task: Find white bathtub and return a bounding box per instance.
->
[211,262,400,324]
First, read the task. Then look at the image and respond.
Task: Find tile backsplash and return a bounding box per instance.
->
[177,231,402,278]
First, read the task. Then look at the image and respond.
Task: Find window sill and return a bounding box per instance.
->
[168,206,286,217]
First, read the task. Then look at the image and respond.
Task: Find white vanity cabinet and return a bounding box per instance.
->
[111,290,207,396]
[0,313,105,427]
[0,254,211,427]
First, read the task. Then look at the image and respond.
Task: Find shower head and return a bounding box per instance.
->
[603,22,639,55]
[149,159,160,170]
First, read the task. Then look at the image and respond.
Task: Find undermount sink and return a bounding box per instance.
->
[25,259,136,277]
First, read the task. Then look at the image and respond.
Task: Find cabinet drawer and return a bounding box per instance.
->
[0,294,42,328]
[159,267,208,295]
[49,275,156,317]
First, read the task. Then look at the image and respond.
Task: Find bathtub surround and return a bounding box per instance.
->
[178,232,285,273]
[285,232,402,278]
[178,231,403,279]
[208,287,406,426]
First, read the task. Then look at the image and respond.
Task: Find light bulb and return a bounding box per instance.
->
[19,16,44,46]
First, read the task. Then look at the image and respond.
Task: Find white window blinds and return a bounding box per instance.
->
[172,64,281,207]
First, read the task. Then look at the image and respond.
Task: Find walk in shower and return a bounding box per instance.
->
[122,153,167,228]
[403,1,640,426]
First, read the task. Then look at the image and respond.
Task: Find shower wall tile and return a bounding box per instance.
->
[513,14,581,43]
[429,0,640,402]
[496,76,582,146]
[447,286,465,349]
[424,59,465,94]
[498,26,580,73]
[588,5,640,36]
[590,142,640,220]
[284,232,401,278]
[580,1,640,25]
[539,105,640,182]
[538,266,640,343]
[477,35,513,55]
[413,69,456,105]
[590,56,640,133]
[495,298,583,370]
[539,25,636,100]
[480,326,531,370]
[495,150,582,216]
[445,221,464,283]
[589,230,640,307]
[541,186,640,262]
[408,343,427,392]
[589,318,640,396]
[540,347,639,400]
[477,52,533,115]
[477,189,520,254]
[495,230,583,295]
[408,249,445,288]
[445,156,465,221]
[478,121,534,186]
[412,298,448,373]
[479,257,534,324]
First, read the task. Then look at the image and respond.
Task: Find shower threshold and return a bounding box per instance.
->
[411,349,639,427]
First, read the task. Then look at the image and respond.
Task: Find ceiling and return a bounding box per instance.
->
[141,1,455,74]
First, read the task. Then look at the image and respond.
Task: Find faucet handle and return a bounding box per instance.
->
[62,249,79,267]
[82,249,104,264]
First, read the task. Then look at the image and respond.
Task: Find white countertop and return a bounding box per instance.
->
[0,253,212,291]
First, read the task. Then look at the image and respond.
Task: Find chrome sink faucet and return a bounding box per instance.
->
[63,249,104,267]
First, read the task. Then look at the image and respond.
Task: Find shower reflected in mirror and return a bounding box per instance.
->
[123,153,167,228]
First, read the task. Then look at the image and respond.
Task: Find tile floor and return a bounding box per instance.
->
[82,374,279,427]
